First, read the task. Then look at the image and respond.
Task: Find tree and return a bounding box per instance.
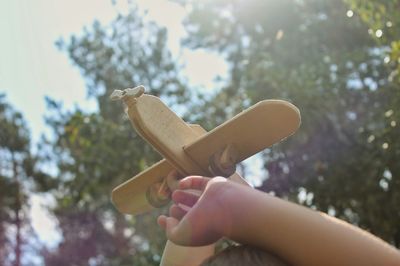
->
[42,6,188,265]
[346,0,400,84]
[0,94,45,266]
[41,1,400,265]
[178,0,400,246]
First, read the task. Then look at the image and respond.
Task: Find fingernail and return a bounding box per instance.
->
[178,203,191,212]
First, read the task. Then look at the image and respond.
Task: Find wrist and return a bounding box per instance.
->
[206,180,249,239]
[217,182,273,247]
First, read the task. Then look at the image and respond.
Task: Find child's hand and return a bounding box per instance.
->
[158,175,234,246]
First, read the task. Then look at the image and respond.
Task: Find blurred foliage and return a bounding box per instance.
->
[1,0,399,265]
[0,94,46,266]
[345,0,400,84]
[179,0,400,246]
[41,6,188,266]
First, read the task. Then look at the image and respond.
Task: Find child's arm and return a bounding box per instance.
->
[158,176,400,266]
[160,241,214,266]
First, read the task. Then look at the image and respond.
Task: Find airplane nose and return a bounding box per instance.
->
[110,85,145,101]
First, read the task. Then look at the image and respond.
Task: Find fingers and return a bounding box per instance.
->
[179,176,211,191]
[169,204,187,220]
[160,201,191,230]
[166,170,179,192]
[165,216,192,246]
[172,190,201,207]
[158,215,193,246]
[157,215,167,230]
[165,216,186,244]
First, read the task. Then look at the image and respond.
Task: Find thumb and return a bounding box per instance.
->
[165,217,180,241]
[165,217,192,246]
[165,216,179,231]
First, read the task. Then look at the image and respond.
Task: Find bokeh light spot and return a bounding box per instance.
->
[346,10,354,17]
[367,135,375,143]
[382,142,389,149]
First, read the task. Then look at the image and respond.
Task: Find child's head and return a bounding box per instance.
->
[200,244,289,266]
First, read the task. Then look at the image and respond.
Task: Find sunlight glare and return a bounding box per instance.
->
[30,194,62,247]
[382,142,389,149]
[346,10,354,17]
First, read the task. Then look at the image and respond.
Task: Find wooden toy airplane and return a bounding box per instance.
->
[110,86,301,216]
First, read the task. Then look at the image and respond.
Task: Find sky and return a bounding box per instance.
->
[0,0,229,247]
[0,0,228,144]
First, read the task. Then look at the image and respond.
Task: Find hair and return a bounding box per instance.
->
[200,244,289,266]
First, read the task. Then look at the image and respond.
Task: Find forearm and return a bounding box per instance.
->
[221,182,400,266]
[160,240,215,266]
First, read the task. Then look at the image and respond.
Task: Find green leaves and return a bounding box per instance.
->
[31,1,400,264]
[41,6,193,265]
[0,95,48,265]
[0,95,29,152]
[182,0,400,247]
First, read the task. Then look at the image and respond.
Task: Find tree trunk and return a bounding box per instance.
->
[12,153,21,266]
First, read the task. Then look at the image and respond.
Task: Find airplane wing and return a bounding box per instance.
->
[111,159,174,215]
[112,90,300,216]
[183,100,301,173]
